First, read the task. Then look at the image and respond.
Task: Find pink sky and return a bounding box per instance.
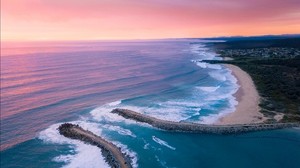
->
[1,0,300,41]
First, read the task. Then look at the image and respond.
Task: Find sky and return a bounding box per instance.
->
[1,0,300,41]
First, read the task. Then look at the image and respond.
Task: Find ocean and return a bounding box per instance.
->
[1,40,300,168]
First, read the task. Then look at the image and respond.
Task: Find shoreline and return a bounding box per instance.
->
[216,64,267,125]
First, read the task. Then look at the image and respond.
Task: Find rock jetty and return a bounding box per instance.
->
[111,108,300,134]
[58,123,132,168]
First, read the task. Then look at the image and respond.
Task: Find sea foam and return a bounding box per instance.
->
[189,43,239,124]
[39,122,109,168]
[152,136,176,150]
[111,141,139,168]
[108,100,122,106]
[198,86,220,92]
[39,120,139,168]
[101,124,136,138]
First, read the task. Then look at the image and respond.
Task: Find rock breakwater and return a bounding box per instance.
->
[111,108,300,134]
[58,123,132,168]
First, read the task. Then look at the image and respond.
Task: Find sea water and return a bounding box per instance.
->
[1,40,300,168]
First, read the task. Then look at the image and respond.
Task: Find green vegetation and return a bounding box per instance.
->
[206,38,300,122]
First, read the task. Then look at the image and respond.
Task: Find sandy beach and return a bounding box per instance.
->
[217,64,266,125]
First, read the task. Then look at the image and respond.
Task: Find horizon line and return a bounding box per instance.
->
[1,33,300,43]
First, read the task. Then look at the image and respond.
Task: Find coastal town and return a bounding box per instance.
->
[217,47,300,59]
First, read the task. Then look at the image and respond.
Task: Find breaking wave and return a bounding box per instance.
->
[152,136,176,150]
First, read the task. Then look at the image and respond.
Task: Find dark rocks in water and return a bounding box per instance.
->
[111,108,300,134]
[58,123,132,168]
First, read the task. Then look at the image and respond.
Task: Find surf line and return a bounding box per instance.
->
[111,108,300,134]
[58,123,133,168]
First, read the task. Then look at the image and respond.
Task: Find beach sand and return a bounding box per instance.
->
[217,64,266,125]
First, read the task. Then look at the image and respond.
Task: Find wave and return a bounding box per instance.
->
[189,43,239,123]
[39,120,139,168]
[101,124,136,138]
[111,141,138,168]
[108,100,122,106]
[90,104,151,127]
[90,101,197,123]
[196,62,207,68]
[190,43,218,61]
[88,42,240,125]
[207,64,222,70]
[208,71,227,81]
[195,61,222,70]
[38,42,240,167]
[53,144,108,168]
[152,136,176,150]
[197,86,220,92]
[39,122,109,168]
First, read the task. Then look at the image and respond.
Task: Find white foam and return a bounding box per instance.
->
[102,124,136,138]
[90,104,151,127]
[152,136,176,150]
[195,61,222,70]
[53,154,73,163]
[39,123,109,168]
[39,121,139,167]
[90,106,134,124]
[189,42,242,124]
[190,44,206,54]
[143,107,191,122]
[112,141,138,168]
[224,69,238,84]
[39,121,101,144]
[199,98,238,124]
[73,121,103,134]
[108,100,122,106]
[91,101,196,125]
[55,143,108,168]
[207,64,222,70]
[190,43,217,61]
[229,96,239,107]
[198,86,220,92]
[196,62,207,68]
[199,93,239,124]
[91,95,219,124]
[208,71,226,81]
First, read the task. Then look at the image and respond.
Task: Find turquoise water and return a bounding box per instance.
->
[1,40,300,168]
